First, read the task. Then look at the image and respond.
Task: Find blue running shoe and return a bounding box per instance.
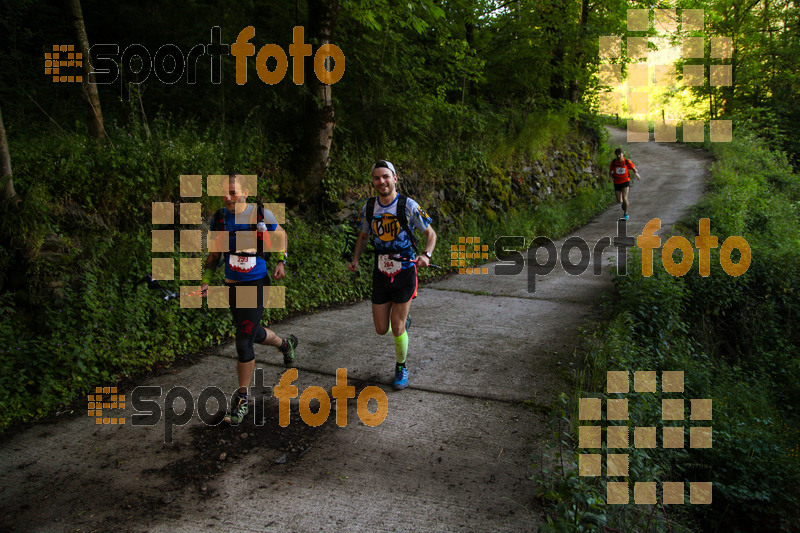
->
[393,364,409,390]
[624,213,629,220]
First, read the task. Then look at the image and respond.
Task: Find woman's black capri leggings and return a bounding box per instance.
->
[226,275,270,363]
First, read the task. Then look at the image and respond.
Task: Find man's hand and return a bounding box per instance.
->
[348,232,369,274]
[636,172,642,180]
[273,261,286,280]
[200,283,209,296]
[416,254,430,268]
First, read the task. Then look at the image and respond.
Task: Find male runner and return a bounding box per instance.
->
[609,148,642,220]
[347,160,436,389]
[200,174,297,423]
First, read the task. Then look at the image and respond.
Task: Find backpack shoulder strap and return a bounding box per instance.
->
[397,195,408,229]
[254,200,270,259]
[212,208,226,231]
[396,195,418,253]
[366,197,377,229]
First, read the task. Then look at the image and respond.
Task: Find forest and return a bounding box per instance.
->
[1,0,800,531]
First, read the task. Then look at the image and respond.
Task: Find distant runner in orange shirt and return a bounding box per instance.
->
[609,148,642,220]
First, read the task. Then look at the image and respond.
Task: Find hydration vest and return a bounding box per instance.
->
[365,195,419,253]
[211,202,271,260]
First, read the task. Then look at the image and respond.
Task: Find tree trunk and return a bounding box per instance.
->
[569,0,592,103]
[548,40,566,102]
[0,106,17,202]
[464,20,478,102]
[67,0,105,140]
[546,0,568,102]
[725,41,737,115]
[302,0,339,203]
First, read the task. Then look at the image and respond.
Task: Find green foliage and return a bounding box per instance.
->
[0,0,617,436]
[0,101,611,431]
[533,395,611,533]
[540,129,800,532]
[278,215,372,315]
[0,225,233,428]
[614,251,691,356]
[534,390,695,533]
[492,110,575,165]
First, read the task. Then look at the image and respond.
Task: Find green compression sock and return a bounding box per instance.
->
[394,330,408,364]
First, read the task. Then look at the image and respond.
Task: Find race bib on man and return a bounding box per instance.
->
[377,254,402,277]
[229,253,257,273]
[615,166,627,175]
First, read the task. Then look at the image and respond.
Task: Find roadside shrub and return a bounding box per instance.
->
[539,128,800,532]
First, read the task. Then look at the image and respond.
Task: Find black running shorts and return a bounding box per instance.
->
[614,180,631,191]
[371,265,418,305]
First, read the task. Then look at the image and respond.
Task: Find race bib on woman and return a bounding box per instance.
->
[229,253,257,273]
[377,254,402,277]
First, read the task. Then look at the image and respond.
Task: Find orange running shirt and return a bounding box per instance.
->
[610,158,636,184]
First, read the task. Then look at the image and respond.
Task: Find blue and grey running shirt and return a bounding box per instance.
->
[359,195,432,271]
[209,204,279,282]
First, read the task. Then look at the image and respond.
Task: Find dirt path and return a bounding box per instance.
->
[0,127,712,533]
